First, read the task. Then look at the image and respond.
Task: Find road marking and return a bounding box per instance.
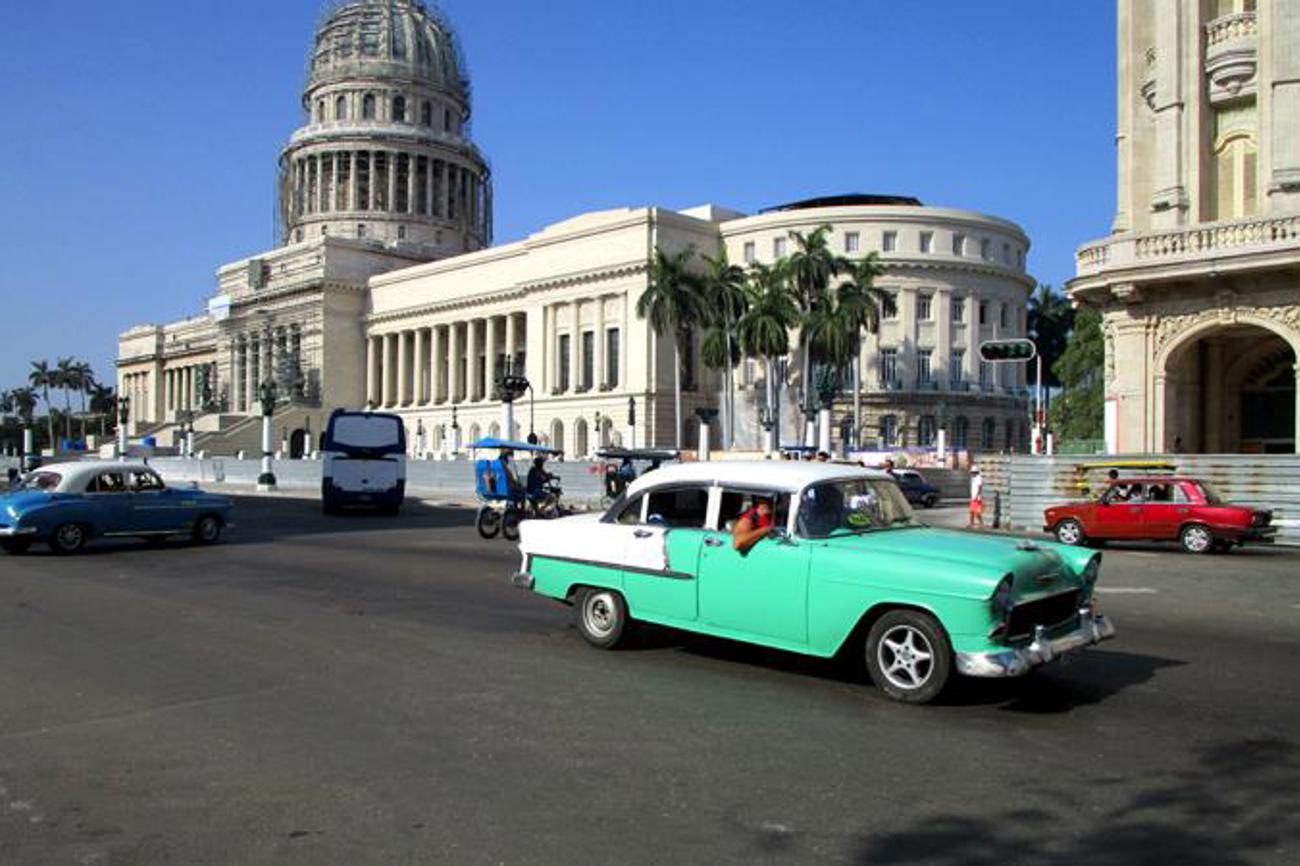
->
[1122,552,1162,558]
[1095,587,1158,595]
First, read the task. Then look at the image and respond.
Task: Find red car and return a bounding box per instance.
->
[1044,477,1275,554]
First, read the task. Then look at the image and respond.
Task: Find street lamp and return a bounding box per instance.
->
[415,418,426,459]
[626,396,636,449]
[257,380,278,491]
[450,405,460,457]
[758,405,776,457]
[116,395,130,461]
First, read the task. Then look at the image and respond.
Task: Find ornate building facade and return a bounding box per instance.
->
[117,0,1034,457]
[1069,0,1300,454]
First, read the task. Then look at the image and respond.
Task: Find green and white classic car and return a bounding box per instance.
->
[513,462,1115,703]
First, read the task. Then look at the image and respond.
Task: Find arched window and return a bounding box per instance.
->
[879,415,897,448]
[981,418,996,450]
[315,100,324,123]
[335,95,347,120]
[1005,419,1016,452]
[421,101,433,126]
[362,93,376,120]
[918,416,936,448]
[392,95,406,123]
[1211,130,1257,221]
[575,418,589,458]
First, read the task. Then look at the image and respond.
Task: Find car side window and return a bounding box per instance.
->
[131,471,165,492]
[614,494,644,526]
[1172,485,1191,504]
[716,489,791,532]
[89,472,127,493]
[645,486,710,529]
[1147,483,1171,502]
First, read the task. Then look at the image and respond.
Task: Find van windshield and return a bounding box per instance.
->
[327,414,404,454]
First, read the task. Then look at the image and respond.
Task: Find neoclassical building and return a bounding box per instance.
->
[118,0,1034,457]
[1069,0,1300,454]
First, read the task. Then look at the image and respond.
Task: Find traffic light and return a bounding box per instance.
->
[979,339,1037,363]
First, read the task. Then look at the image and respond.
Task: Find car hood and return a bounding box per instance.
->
[814,527,1085,599]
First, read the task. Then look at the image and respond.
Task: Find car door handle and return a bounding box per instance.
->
[703,536,725,547]
[633,529,654,539]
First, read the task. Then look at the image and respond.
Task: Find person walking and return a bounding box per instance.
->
[967,466,985,528]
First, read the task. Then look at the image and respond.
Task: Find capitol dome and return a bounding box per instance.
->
[279,0,492,256]
[308,0,469,103]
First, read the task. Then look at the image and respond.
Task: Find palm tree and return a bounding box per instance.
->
[29,360,55,450]
[89,382,116,437]
[785,225,848,439]
[11,387,38,426]
[698,249,748,448]
[72,361,94,438]
[737,261,799,452]
[55,356,78,443]
[838,254,887,446]
[637,246,704,449]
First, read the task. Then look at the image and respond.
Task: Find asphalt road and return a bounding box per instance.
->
[1,497,1298,866]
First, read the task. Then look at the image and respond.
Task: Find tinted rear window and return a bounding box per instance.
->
[329,415,403,448]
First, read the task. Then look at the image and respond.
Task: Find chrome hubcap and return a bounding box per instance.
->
[583,592,617,638]
[1186,527,1210,551]
[878,625,934,690]
[57,525,82,548]
[1058,522,1081,544]
[200,519,218,540]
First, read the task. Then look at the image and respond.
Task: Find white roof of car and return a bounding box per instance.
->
[32,462,159,492]
[625,460,884,497]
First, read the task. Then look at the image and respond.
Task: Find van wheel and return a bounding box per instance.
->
[476,507,501,539]
[865,610,952,704]
[50,523,88,555]
[922,493,938,508]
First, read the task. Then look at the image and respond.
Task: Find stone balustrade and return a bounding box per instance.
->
[1076,214,1300,276]
[1205,12,1257,48]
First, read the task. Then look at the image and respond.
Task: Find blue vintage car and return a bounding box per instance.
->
[0,462,233,555]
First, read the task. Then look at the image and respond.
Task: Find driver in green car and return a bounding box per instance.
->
[732,494,775,554]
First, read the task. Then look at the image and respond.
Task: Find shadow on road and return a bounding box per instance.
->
[623,627,1180,712]
[850,737,1300,865]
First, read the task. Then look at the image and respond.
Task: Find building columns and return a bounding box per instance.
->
[466,318,480,401]
[504,313,518,374]
[397,330,410,406]
[432,325,445,403]
[414,327,427,405]
[595,297,606,389]
[383,333,397,407]
[447,321,461,403]
[485,316,499,403]
[569,302,581,393]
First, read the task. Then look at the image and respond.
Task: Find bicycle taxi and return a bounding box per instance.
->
[469,437,563,540]
[594,447,681,505]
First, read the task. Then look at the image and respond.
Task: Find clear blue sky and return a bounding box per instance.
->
[0,1,1116,405]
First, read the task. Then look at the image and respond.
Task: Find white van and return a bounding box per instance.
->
[320,410,407,513]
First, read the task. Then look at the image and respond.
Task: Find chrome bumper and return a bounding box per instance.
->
[511,571,534,590]
[0,526,37,537]
[955,608,1116,678]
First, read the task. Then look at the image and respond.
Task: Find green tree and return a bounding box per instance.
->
[637,246,704,449]
[737,261,800,445]
[29,360,56,449]
[1049,306,1104,440]
[833,254,886,442]
[55,356,78,442]
[89,382,117,437]
[1027,284,1075,391]
[698,249,748,448]
[785,225,848,415]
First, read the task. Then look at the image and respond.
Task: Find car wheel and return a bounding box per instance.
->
[50,523,88,555]
[476,507,501,539]
[1054,519,1086,546]
[865,610,952,704]
[922,493,938,509]
[1180,523,1214,555]
[1,539,32,555]
[502,508,522,542]
[575,587,630,649]
[192,515,222,545]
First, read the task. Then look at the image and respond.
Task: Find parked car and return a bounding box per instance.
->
[0,462,232,555]
[513,462,1115,704]
[1044,476,1275,554]
[891,468,941,508]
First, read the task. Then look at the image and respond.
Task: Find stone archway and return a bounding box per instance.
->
[550,419,565,455]
[574,418,589,458]
[1160,321,1296,453]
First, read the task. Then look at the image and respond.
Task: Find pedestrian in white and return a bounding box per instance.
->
[968,466,985,528]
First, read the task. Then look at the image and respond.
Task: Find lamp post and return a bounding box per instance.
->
[450,405,460,457]
[415,418,426,459]
[758,405,776,457]
[694,407,718,462]
[303,416,312,460]
[116,395,130,461]
[626,396,636,450]
[257,380,278,491]
[496,358,529,443]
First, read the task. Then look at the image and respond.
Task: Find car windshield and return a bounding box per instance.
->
[797,478,920,538]
[19,471,61,491]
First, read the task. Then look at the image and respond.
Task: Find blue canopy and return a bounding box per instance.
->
[467,437,562,455]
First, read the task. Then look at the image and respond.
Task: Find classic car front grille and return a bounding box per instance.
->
[1006,590,1081,639]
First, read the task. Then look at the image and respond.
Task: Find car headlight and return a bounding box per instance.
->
[990,574,1015,619]
[1082,555,1100,587]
